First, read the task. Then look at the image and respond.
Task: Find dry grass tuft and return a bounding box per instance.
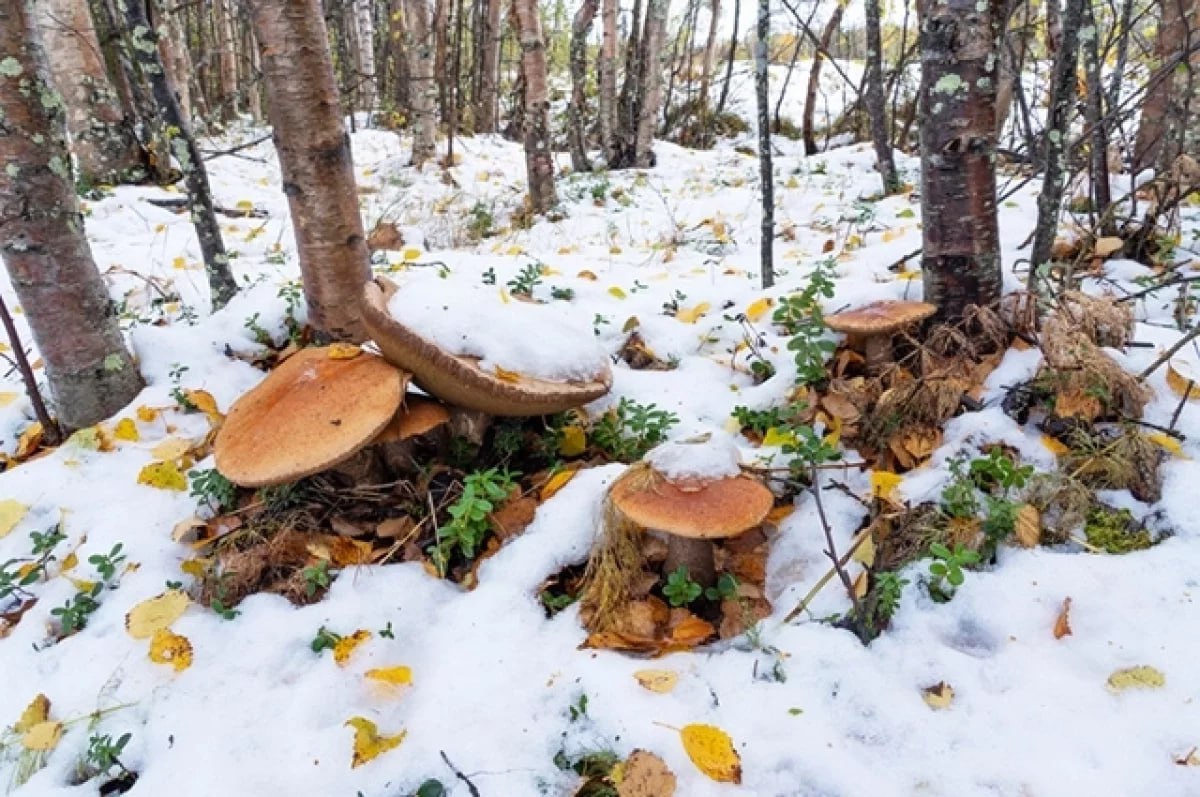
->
[1061,425,1163,502]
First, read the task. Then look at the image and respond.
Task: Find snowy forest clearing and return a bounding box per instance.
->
[0,123,1199,796]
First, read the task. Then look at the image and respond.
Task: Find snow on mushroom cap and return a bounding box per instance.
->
[385,271,608,382]
[214,347,407,487]
[824,299,937,335]
[643,435,743,482]
[609,465,774,540]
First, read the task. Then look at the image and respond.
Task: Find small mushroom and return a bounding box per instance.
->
[609,466,774,588]
[214,347,409,487]
[372,395,451,473]
[361,276,612,416]
[824,300,936,375]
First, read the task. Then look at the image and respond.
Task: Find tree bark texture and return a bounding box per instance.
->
[354,0,378,113]
[597,0,618,154]
[568,0,599,171]
[1030,0,1083,269]
[35,0,145,185]
[633,0,668,167]
[755,0,774,288]
[715,0,739,117]
[1133,0,1199,173]
[696,0,721,145]
[864,0,899,193]
[213,0,240,119]
[246,0,372,341]
[1080,0,1111,225]
[0,0,144,430]
[918,0,1004,320]
[404,0,438,165]
[993,0,1029,139]
[120,0,238,310]
[512,0,559,211]
[476,0,502,132]
[802,1,844,155]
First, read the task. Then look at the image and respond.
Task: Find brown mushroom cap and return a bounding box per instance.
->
[824,300,937,335]
[362,276,612,417]
[374,395,451,444]
[610,468,774,540]
[214,347,409,487]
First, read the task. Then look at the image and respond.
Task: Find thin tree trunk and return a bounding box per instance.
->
[354,0,378,114]
[213,0,239,120]
[246,0,371,342]
[433,0,449,122]
[405,0,438,165]
[612,0,644,166]
[864,0,899,193]
[1081,0,1111,227]
[568,0,600,171]
[1133,0,1195,173]
[157,3,194,123]
[120,0,238,310]
[36,0,146,186]
[1105,0,1137,112]
[476,0,502,132]
[634,0,668,167]
[598,0,618,153]
[773,26,804,130]
[0,294,59,442]
[802,1,844,155]
[512,0,558,211]
[919,0,1004,320]
[1030,0,1084,268]
[0,0,144,431]
[994,0,1029,139]
[715,0,740,118]
[697,0,721,144]
[755,0,774,288]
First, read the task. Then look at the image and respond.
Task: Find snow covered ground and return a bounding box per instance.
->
[1,126,1200,796]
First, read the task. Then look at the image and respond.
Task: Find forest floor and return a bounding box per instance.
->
[1,127,1200,797]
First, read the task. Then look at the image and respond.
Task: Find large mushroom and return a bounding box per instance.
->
[362,276,612,416]
[214,347,409,487]
[824,300,936,375]
[609,442,774,588]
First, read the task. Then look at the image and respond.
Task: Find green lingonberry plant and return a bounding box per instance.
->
[662,566,703,607]
[429,468,519,572]
[772,256,837,387]
[927,543,981,601]
[591,398,679,462]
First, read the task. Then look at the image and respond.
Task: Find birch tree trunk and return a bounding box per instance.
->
[405,0,438,165]
[1030,0,1083,269]
[512,0,559,211]
[157,6,194,123]
[919,0,1004,320]
[755,0,774,287]
[476,0,502,132]
[568,0,600,171]
[697,0,721,144]
[802,1,844,155]
[864,0,899,194]
[354,0,378,114]
[35,0,145,185]
[0,0,144,430]
[633,0,668,167]
[715,0,740,117]
[213,0,240,119]
[598,0,619,155]
[1132,0,1192,174]
[120,0,239,310]
[246,0,372,342]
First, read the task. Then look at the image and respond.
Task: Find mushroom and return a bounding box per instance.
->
[361,276,612,416]
[609,465,774,588]
[824,300,936,375]
[214,347,409,487]
[371,394,451,473]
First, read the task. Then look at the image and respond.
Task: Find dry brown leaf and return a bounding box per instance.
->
[633,669,679,693]
[1055,388,1102,421]
[489,496,538,540]
[1053,597,1073,639]
[1014,504,1041,548]
[617,749,677,797]
[923,682,954,709]
[376,516,416,539]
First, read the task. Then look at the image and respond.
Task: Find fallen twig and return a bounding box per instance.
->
[0,293,60,445]
[440,751,482,797]
[144,196,269,219]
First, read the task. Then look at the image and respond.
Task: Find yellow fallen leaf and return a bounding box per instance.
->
[923,681,954,709]
[0,499,29,539]
[1165,356,1200,401]
[22,721,63,751]
[1093,236,1123,258]
[1146,432,1187,458]
[557,426,587,457]
[1041,434,1071,456]
[869,470,902,501]
[1107,665,1165,692]
[334,630,372,666]
[675,302,711,324]
[60,551,78,572]
[761,427,797,447]
[851,534,876,567]
[744,298,773,322]
[540,469,577,500]
[151,438,192,461]
[113,418,140,442]
[14,694,50,733]
[15,422,43,458]
[505,245,524,256]
[137,460,188,491]
[0,391,19,407]
[633,669,678,693]
[365,666,413,686]
[67,425,113,451]
[577,270,598,281]
[679,724,741,784]
[179,558,211,579]
[345,716,406,768]
[1015,504,1041,548]
[126,590,190,639]
[881,227,906,243]
[172,256,188,270]
[181,390,223,425]
[137,405,161,423]
[327,343,363,360]
[149,628,193,672]
[494,365,522,383]
[608,286,627,299]
[402,248,422,261]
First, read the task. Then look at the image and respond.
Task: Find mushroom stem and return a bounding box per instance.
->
[662,536,717,588]
[862,334,894,375]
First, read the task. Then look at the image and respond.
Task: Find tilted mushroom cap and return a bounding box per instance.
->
[373,395,451,444]
[824,300,936,335]
[214,347,409,487]
[362,276,612,417]
[609,466,774,540]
